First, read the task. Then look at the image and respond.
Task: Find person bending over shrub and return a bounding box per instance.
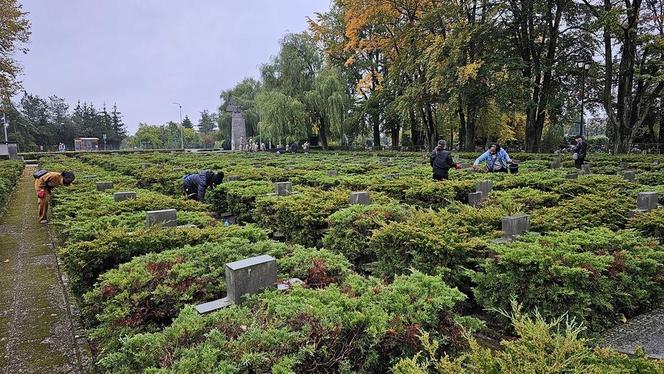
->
[182,170,223,201]
[473,143,514,173]
[430,140,460,180]
[34,170,75,224]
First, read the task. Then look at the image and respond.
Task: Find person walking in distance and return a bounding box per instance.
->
[571,136,588,169]
[34,171,75,224]
[430,140,459,180]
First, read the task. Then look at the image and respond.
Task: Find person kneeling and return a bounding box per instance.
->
[182,170,224,202]
[473,143,513,173]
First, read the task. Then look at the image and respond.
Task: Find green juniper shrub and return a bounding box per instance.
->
[551,175,637,197]
[0,160,23,213]
[531,192,632,232]
[61,210,215,242]
[254,188,355,247]
[489,187,560,211]
[323,203,413,269]
[97,271,479,373]
[369,210,489,287]
[472,228,664,334]
[627,208,664,243]
[393,303,664,374]
[206,180,273,222]
[404,180,477,209]
[83,239,295,357]
[60,224,269,297]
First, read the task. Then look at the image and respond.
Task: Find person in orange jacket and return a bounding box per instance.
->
[34,171,75,223]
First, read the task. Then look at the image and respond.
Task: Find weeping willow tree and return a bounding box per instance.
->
[256,90,308,146]
[303,68,350,148]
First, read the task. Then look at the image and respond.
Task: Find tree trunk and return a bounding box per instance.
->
[410,109,421,147]
[318,119,328,149]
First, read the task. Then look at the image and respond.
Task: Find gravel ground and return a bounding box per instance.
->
[0,167,90,373]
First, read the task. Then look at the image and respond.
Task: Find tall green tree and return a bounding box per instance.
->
[0,0,30,101]
[197,110,216,133]
[181,115,194,129]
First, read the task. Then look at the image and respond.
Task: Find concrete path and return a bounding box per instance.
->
[0,167,88,373]
[602,309,664,359]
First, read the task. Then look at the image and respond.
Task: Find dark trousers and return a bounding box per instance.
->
[182,184,198,200]
[575,158,585,169]
[489,168,508,173]
[433,169,450,180]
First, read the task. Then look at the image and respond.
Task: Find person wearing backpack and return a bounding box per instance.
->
[430,140,459,180]
[34,171,75,224]
[182,170,224,201]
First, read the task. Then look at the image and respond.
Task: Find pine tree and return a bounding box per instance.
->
[197,109,216,133]
[182,115,194,129]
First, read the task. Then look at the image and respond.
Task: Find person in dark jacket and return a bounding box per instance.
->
[430,140,457,180]
[571,136,588,169]
[289,141,298,154]
[182,170,224,201]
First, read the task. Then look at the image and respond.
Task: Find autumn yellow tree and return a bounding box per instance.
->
[0,0,30,102]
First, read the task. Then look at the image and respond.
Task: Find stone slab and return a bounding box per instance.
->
[565,172,578,180]
[113,191,136,202]
[195,297,232,314]
[602,309,664,359]
[501,215,530,240]
[274,182,292,196]
[146,209,177,227]
[226,175,240,181]
[475,180,492,198]
[326,170,338,177]
[225,255,277,304]
[637,192,658,211]
[621,170,636,182]
[96,182,113,191]
[468,192,483,207]
[581,164,591,174]
[350,191,371,205]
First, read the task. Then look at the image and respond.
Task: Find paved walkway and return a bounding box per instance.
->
[0,167,88,373]
[602,309,664,359]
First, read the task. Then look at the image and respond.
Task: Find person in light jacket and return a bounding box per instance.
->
[473,143,512,173]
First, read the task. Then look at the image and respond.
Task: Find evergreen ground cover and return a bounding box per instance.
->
[30,151,664,372]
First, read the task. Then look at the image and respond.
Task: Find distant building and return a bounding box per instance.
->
[74,137,99,151]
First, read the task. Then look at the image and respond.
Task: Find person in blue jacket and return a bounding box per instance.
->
[182,170,224,201]
[473,143,513,173]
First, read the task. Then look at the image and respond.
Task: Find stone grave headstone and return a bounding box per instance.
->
[226,97,246,151]
[550,159,562,169]
[326,170,338,177]
[113,191,136,202]
[226,175,240,181]
[476,180,492,199]
[500,215,530,241]
[350,191,371,205]
[468,192,483,207]
[637,192,658,211]
[565,172,578,180]
[96,181,113,191]
[274,182,292,196]
[225,255,277,304]
[581,164,591,174]
[146,209,177,228]
[384,173,400,180]
[83,175,97,180]
[621,170,636,182]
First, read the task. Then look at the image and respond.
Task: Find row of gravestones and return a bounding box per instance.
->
[552,160,641,182]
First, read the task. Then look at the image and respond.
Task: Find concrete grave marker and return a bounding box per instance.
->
[621,170,636,182]
[565,172,578,180]
[225,255,277,304]
[476,180,492,199]
[637,192,658,211]
[83,175,97,180]
[146,209,177,227]
[468,192,483,207]
[500,215,530,241]
[350,191,371,205]
[274,182,292,196]
[326,170,338,177]
[96,182,113,191]
[581,164,591,174]
[113,191,136,202]
[226,175,240,181]
[550,159,562,169]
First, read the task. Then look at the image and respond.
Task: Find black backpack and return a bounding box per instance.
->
[33,169,48,179]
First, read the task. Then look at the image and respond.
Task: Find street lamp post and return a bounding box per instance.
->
[172,102,184,150]
[577,62,591,137]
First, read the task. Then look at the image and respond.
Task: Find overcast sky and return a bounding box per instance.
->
[17,0,330,134]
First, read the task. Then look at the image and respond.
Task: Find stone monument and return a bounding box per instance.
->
[225,98,246,151]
